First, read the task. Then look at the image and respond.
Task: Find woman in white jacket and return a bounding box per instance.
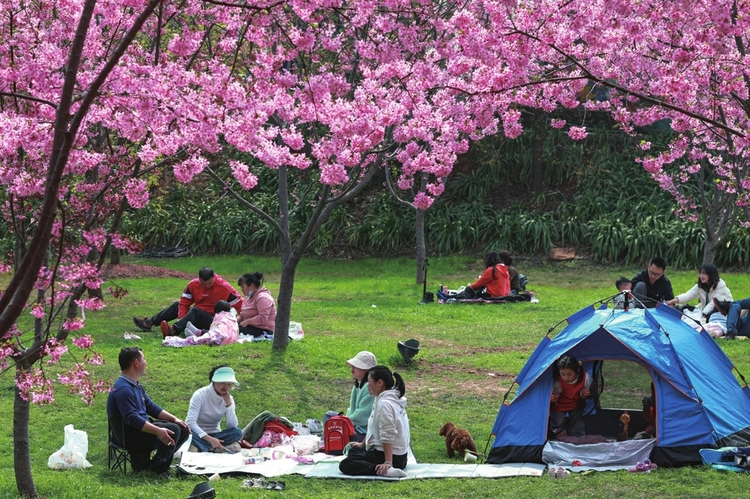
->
[339,366,410,478]
[666,263,732,322]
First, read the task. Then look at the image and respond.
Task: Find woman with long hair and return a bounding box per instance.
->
[666,263,732,322]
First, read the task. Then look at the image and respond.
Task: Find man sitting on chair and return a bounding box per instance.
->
[106,347,190,478]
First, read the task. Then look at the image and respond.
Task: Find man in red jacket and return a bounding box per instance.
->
[133,267,241,338]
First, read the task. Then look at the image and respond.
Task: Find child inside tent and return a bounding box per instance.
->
[549,354,591,437]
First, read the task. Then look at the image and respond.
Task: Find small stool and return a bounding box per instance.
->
[108,420,131,474]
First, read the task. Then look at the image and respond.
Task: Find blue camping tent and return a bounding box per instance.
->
[487,303,750,466]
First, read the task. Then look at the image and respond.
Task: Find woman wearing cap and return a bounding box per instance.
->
[186,365,243,453]
[339,365,411,478]
[344,351,378,442]
[326,351,378,441]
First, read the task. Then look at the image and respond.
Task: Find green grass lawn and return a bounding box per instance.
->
[1,256,749,498]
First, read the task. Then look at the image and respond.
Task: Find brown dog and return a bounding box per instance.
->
[439,422,477,458]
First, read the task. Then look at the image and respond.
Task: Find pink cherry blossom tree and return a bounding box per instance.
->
[461,0,750,264]
[0,0,181,495]
[0,1,495,493]
[5,2,750,495]
[194,1,501,347]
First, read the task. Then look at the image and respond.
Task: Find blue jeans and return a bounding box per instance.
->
[191,427,243,452]
[725,298,750,338]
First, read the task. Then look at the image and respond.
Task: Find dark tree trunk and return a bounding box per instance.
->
[273,256,299,349]
[415,173,428,284]
[531,109,546,194]
[415,207,426,284]
[702,236,717,266]
[14,363,37,499]
[110,247,121,264]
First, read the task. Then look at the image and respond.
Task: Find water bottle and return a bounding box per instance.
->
[245,456,266,464]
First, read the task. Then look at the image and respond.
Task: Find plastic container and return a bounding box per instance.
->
[244,456,266,465]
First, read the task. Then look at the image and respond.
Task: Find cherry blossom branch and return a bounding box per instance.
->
[0,92,57,110]
[204,166,284,234]
[507,29,745,138]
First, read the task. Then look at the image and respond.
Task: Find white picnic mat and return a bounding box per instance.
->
[178,451,320,478]
[178,450,546,480]
[304,461,547,480]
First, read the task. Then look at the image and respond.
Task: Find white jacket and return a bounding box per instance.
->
[675,278,733,316]
[365,389,410,455]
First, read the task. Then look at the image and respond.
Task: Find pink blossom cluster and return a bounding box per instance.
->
[58,364,109,405]
[16,369,55,405]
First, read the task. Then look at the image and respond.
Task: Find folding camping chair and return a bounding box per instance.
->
[108,419,131,474]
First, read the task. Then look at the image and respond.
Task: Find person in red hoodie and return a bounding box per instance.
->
[549,355,591,437]
[467,251,510,298]
[133,267,241,338]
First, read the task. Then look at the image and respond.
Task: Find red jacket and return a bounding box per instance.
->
[178,275,241,318]
[553,372,587,412]
[470,264,510,297]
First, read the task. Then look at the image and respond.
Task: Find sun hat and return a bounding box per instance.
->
[186,481,215,499]
[211,366,240,386]
[346,351,377,370]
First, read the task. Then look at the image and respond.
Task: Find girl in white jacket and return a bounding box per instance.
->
[666,263,732,322]
[339,366,410,478]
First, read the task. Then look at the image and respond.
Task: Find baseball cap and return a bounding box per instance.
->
[346,351,377,370]
[211,366,240,386]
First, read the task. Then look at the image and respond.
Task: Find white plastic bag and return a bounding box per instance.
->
[47,424,92,469]
[288,321,305,341]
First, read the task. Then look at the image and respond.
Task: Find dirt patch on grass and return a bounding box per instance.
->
[100,264,194,280]
[406,359,515,398]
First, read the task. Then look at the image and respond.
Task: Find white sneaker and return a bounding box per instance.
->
[385,467,407,478]
[556,467,570,478]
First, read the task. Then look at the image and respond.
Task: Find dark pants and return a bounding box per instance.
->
[339,446,407,476]
[632,282,655,308]
[150,302,213,335]
[239,324,272,337]
[113,419,189,473]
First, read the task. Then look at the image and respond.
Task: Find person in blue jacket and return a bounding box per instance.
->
[106,347,190,478]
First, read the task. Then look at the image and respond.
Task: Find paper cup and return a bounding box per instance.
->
[208,472,221,482]
[464,452,478,462]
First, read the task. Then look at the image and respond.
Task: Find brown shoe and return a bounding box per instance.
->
[160,320,173,338]
[713,298,731,316]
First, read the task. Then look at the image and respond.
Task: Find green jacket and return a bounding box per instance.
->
[346,382,375,434]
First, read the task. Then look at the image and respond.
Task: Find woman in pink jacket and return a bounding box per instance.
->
[238,272,277,337]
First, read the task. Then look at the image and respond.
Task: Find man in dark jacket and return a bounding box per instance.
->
[631,256,674,308]
[106,347,190,478]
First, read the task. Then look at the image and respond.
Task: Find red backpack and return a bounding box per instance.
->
[324,416,355,455]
